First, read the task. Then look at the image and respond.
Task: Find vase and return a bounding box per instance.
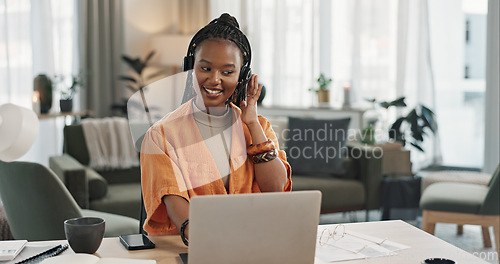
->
[60,99,73,112]
[317,90,330,105]
[33,74,53,113]
[362,105,389,144]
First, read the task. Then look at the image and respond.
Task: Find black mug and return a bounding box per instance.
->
[64,217,105,254]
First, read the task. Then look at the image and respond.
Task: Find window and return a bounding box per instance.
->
[0,0,76,166]
[428,0,488,168]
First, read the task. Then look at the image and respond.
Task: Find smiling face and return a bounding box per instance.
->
[193,38,243,112]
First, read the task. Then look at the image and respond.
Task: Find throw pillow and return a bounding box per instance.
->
[286,117,350,176]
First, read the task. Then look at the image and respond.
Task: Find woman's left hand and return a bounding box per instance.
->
[240,74,262,126]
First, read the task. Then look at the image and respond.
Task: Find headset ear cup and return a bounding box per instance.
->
[229,65,252,106]
[182,56,194,71]
[239,66,252,86]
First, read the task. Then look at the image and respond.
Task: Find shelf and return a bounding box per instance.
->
[37,110,93,120]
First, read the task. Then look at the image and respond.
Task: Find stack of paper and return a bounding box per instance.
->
[314,225,410,263]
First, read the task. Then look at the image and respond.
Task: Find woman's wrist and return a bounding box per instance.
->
[244,117,260,127]
[246,119,263,133]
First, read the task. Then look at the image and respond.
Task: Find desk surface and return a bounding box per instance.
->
[29,220,487,264]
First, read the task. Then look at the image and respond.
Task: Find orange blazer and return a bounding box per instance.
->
[140,100,292,235]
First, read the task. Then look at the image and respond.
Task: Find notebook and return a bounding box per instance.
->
[185,190,322,264]
[1,244,68,264]
[0,240,27,261]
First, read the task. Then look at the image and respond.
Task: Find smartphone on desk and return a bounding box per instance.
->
[119,234,155,250]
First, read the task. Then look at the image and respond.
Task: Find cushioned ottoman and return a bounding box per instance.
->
[421,171,491,192]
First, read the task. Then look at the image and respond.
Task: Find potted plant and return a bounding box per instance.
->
[119,51,165,124]
[54,71,88,112]
[366,97,438,152]
[309,73,333,105]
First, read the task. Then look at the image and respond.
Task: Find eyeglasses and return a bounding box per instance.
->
[319,224,346,246]
[319,224,388,254]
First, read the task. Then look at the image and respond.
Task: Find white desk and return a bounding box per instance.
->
[27,220,488,263]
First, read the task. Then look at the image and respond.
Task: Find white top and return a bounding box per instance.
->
[192,101,233,189]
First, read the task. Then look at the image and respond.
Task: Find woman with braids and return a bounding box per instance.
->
[140,13,291,244]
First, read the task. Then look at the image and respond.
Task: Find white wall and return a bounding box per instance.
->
[123,0,180,60]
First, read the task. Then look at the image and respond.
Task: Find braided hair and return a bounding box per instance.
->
[181,13,252,105]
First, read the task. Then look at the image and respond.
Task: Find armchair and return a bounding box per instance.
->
[49,123,142,220]
[0,160,139,241]
[420,165,499,256]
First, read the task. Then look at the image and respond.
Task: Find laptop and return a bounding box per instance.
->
[183,190,322,264]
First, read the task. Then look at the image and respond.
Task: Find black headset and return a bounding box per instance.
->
[182,19,252,106]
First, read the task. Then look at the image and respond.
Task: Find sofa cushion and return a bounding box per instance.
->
[64,124,90,165]
[420,182,488,214]
[86,168,108,200]
[292,175,365,210]
[97,166,141,184]
[89,183,142,220]
[286,117,350,176]
[81,209,139,237]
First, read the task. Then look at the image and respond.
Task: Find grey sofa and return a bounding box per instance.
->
[280,117,383,214]
[49,124,142,220]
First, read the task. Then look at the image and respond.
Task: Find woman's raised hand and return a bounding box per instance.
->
[240,74,262,126]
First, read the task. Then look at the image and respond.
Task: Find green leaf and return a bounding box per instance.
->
[121,55,136,67]
[389,117,405,140]
[124,84,138,92]
[119,75,138,83]
[379,101,391,108]
[143,50,156,65]
[420,105,438,132]
[421,104,435,115]
[390,117,405,132]
[388,97,407,107]
[121,55,144,75]
[410,142,424,152]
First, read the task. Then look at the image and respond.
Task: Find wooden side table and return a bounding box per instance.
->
[374,142,412,177]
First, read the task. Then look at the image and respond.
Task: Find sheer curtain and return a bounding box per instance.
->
[331,0,398,108]
[1,0,33,107]
[209,0,440,171]
[330,0,440,170]
[1,0,76,166]
[396,0,442,169]
[210,0,317,107]
[332,0,441,171]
